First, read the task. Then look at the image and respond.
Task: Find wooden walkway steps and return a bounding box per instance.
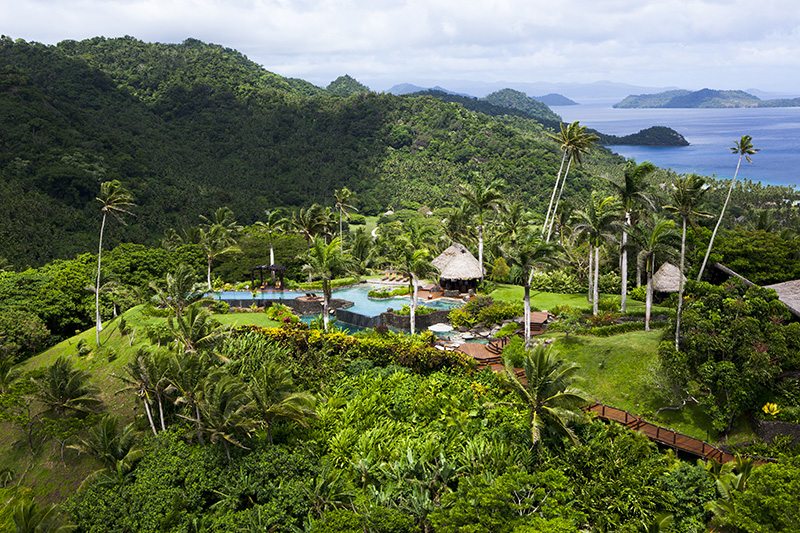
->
[460,341,752,464]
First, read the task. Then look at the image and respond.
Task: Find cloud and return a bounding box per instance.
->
[3,0,800,92]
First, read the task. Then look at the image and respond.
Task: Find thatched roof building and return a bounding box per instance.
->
[433,243,482,292]
[765,280,800,319]
[652,262,685,293]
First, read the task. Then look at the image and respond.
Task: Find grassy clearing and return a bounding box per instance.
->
[490,284,670,314]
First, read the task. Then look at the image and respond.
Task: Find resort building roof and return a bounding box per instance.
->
[433,243,482,281]
[765,279,800,318]
[652,262,685,293]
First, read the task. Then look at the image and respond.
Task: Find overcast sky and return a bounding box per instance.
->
[4,0,800,94]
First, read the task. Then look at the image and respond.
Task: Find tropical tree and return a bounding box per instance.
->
[197,371,253,460]
[149,263,207,317]
[116,351,161,435]
[441,203,477,247]
[69,414,139,470]
[573,194,622,315]
[664,175,711,348]
[33,356,102,417]
[496,201,533,248]
[6,496,74,532]
[606,161,656,312]
[166,303,228,356]
[458,177,504,278]
[0,355,20,394]
[636,217,677,330]
[391,236,437,334]
[504,344,588,445]
[199,207,241,290]
[697,135,758,280]
[255,208,288,279]
[334,187,358,247]
[169,350,211,444]
[94,180,135,346]
[504,237,560,343]
[248,361,316,443]
[544,121,599,242]
[302,236,352,331]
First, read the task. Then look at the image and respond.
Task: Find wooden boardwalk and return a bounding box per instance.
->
[459,342,749,463]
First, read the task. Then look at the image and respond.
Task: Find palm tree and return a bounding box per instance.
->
[697,135,758,280]
[573,195,622,315]
[441,203,477,247]
[8,496,74,532]
[504,344,588,445]
[168,351,211,444]
[458,177,504,278]
[606,161,656,313]
[302,236,352,331]
[116,351,160,435]
[149,263,207,318]
[33,356,102,417]
[497,201,533,247]
[637,217,677,331]
[664,175,711,349]
[69,414,139,470]
[166,303,228,356]
[544,122,599,242]
[333,187,358,247]
[504,237,560,343]
[199,207,241,290]
[248,361,316,443]
[391,236,437,334]
[255,208,288,281]
[94,180,135,346]
[197,371,253,461]
[0,354,20,394]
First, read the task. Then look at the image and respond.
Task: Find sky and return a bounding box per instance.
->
[3,0,800,95]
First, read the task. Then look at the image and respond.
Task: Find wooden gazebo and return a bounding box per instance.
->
[251,264,286,289]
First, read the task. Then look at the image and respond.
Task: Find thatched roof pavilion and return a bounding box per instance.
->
[652,262,685,293]
[765,280,800,319]
[433,243,482,293]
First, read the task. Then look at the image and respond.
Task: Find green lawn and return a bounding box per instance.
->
[490,284,670,314]
[214,312,280,328]
[543,330,713,440]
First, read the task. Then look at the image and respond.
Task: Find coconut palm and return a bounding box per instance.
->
[0,354,20,394]
[334,187,358,247]
[199,207,241,290]
[69,414,139,470]
[248,361,316,443]
[302,236,352,331]
[697,135,758,280]
[197,371,253,460]
[8,496,74,532]
[391,236,437,334]
[664,174,711,349]
[606,161,656,312]
[166,303,229,356]
[149,263,207,318]
[33,356,102,417]
[636,216,678,331]
[441,203,477,247]
[458,177,504,278]
[255,208,288,280]
[168,351,211,444]
[504,344,588,446]
[94,180,135,346]
[544,122,599,242]
[497,201,534,248]
[503,237,560,343]
[573,195,622,315]
[116,351,161,435]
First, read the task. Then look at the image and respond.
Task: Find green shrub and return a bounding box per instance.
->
[490,257,510,282]
[299,277,360,290]
[529,270,582,294]
[597,296,621,313]
[0,309,51,361]
[368,286,410,298]
[209,300,230,314]
[393,304,437,316]
[585,322,666,336]
[629,286,646,302]
[76,338,91,357]
[586,312,618,327]
[475,301,523,326]
[502,336,526,367]
[347,213,367,225]
[598,272,622,294]
[448,307,475,329]
[265,303,299,324]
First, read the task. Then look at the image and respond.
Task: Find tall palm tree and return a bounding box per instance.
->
[573,195,622,315]
[441,203,477,247]
[334,187,358,247]
[94,180,135,346]
[697,135,758,280]
[248,361,316,443]
[544,122,599,242]
[664,175,711,349]
[34,356,102,417]
[197,371,253,461]
[636,216,677,331]
[504,237,560,343]
[458,177,504,278]
[391,236,436,334]
[199,207,241,291]
[116,351,160,435]
[255,208,288,281]
[497,201,533,248]
[302,236,352,331]
[504,344,588,445]
[606,161,656,312]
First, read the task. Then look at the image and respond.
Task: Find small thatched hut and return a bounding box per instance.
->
[433,243,482,293]
[652,262,685,293]
[766,279,800,319]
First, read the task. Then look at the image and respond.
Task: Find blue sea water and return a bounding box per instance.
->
[556,104,800,188]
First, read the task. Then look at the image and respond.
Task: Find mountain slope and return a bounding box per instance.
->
[483,88,562,124]
[613,88,800,108]
[534,93,578,106]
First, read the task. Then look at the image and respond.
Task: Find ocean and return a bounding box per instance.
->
[556,104,800,188]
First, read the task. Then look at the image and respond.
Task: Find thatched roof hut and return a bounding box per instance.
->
[652,262,685,293]
[433,243,482,292]
[765,280,800,319]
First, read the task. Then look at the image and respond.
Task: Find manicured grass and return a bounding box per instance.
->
[543,330,713,440]
[490,284,670,314]
[363,215,379,236]
[214,312,280,328]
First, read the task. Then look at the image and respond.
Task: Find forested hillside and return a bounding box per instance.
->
[0,36,609,267]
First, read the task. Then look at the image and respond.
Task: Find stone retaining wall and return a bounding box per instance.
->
[380,309,451,331]
[756,420,800,444]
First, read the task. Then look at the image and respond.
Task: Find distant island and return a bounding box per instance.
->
[534,93,578,106]
[615,88,800,108]
[595,126,689,146]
